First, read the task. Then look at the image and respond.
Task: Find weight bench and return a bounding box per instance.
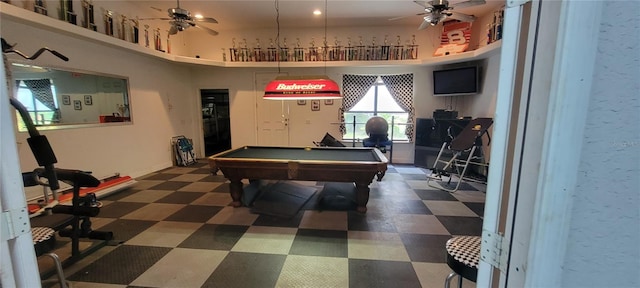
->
[427,118,493,192]
[11,98,113,282]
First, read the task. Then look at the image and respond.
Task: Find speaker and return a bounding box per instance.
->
[433,109,458,120]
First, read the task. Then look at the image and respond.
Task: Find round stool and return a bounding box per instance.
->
[32,227,56,257]
[445,236,481,288]
[32,227,69,288]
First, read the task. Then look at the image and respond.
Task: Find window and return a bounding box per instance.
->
[344,77,409,141]
[15,80,58,129]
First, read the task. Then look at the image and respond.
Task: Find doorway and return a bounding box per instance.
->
[255,72,290,146]
[201,89,231,156]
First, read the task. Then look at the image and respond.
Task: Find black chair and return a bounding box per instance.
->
[314,133,346,147]
[363,133,393,153]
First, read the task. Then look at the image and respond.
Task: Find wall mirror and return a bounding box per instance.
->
[10,63,131,131]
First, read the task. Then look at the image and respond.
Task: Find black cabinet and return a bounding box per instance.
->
[415,146,445,169]
[415,118,472,148]
[414,118,472,168]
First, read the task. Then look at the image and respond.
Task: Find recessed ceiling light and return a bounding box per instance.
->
[194,14,203,19]
[313,9,321,16]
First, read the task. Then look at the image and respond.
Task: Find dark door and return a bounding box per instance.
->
[201,89,231,156]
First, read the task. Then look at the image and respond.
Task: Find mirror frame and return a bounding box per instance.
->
[10,62,133,131]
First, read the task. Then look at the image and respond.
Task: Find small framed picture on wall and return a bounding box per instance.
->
[73,100,82,110]
[324,99,333,105]
[297,100,306,105]
[62,95,71,105]
[311,100,320,111]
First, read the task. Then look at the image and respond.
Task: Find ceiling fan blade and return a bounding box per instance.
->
[413,0,431,9]
[195,17,218,24]
[194,25,219,36]
[389,12,426,21]
[139,17,173,21]
[448,11,475,22]
[451,0,486,9]
[150,6,163,12]
[418,20,432,30]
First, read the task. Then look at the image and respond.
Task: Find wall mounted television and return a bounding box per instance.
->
[432,66,480,96]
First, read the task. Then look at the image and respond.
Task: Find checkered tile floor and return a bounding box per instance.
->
[39,160,484,288]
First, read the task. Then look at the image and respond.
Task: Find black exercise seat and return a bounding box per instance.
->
[36,167,101,188]
[30,213,74,231]
[448,118,493,151]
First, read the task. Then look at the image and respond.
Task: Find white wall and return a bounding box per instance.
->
[188,64,443,164]
[562,1,640,286]
[2,19,199,199]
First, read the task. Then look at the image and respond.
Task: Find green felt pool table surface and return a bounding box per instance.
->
[213,146,384,162]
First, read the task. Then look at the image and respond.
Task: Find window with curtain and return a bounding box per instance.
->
[340,74,414,142]
[15,79,59,128]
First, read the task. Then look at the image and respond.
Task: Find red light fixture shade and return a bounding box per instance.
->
[263,75,341,100]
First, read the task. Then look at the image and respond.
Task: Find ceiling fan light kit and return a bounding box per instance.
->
[139,0,219,37]
[407,0,485,29]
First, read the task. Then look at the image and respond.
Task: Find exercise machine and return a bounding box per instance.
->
[11,97,114,278]
[427,117,493,192]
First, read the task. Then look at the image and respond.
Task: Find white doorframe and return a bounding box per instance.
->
[478,0,604,286]
[477,1,526,285]
[1,57,41,287]
[521,1,602,286]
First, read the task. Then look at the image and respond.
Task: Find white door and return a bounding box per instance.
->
[255,72,289,146]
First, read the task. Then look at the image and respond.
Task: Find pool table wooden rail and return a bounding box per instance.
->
[208,146,388,213]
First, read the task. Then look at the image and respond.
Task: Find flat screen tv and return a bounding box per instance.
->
[432,66,480,96]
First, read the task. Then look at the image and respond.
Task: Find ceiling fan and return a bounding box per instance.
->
[140,0,219,36]
[393,0,486,29]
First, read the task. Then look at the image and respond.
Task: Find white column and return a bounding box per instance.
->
[1,57,41,287]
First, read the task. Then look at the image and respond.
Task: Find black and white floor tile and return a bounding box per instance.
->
[38,160,484,288]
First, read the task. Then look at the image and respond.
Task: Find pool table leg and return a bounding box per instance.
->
[229,179,243,207]
[354,182,370,213]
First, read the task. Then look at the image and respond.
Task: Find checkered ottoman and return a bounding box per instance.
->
[445,236,481,288]
[31,227,69,288]
[32,227,56,257]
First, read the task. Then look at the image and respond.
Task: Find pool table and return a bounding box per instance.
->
[208,146,388,213]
